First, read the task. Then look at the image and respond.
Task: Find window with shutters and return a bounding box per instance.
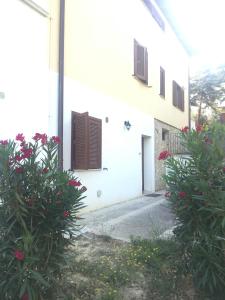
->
[134,39,148,84]
[172,80,184,111]
[160,67,165,97]
[71,111,102,170]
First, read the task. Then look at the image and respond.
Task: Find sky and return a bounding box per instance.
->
[156,0,225,70]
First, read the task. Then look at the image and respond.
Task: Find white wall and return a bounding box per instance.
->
[0,0,51,140]
[63,78,155,211]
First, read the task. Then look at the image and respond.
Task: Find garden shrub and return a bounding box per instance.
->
[0,133,86,300]
[161,123,225,298]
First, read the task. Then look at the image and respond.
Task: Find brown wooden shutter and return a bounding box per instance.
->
[134,39,138,77]
[173,80,178,107]
[144,47,148,83]
[173,81,184,111]
[71,111,89,170]
[88,116,102,169]
[134,39,148,83]
[160,67,165,97]
[180,88,184,111]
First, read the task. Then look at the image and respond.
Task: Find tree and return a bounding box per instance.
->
[190,64,225,124]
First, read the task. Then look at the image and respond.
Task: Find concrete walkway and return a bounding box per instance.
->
[79,192,175,241]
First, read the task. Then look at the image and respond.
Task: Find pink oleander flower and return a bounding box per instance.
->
[41,134,48,145]
[21,148,32,159]
[179,191,186,198]
[21,293,29,300]
[42,167,49,174]
[158,150,172,160]
[0,140,8,145]
[33,133,48,144]
[33,133,42,141]
[52,136,61,144]
[15,167,24,174]
[68,179,81,187]
[181,126,189,133]
[195,124,203,133]
[14,249,25,261]
[15,155,23,162]
[16,133,25,142]
[165,191,171,198]
[63,210,70,217]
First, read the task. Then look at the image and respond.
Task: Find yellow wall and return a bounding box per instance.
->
[63,0,189,128]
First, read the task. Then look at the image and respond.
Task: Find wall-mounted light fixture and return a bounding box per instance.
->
[124,120,131,130]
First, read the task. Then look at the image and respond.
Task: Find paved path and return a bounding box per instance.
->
[79,192,175,241]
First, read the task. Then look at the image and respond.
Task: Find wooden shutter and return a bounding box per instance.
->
[180,88,184,111]
[71,111,89,170]
[88,116,102,169]
[173,81,184,111]
[173,80,178,107]
[160,67,165,97]
[134,39,148,84]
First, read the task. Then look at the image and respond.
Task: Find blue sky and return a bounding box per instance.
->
[156,0,225,68]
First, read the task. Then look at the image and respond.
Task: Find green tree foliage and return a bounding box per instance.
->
[190,65,225,123]
[0,133,86,300]
[161,123,225,298]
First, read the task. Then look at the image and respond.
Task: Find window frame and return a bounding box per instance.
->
[160,66,165,98]
[172,80,184,111]
[71,111,102,170]
[134,39,148,85]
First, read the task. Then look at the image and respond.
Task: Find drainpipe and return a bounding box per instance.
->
[58,0,65,170]
[188,64,191,129]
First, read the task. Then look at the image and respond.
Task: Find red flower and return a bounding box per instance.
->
[41,134,48,145]
[223,167,225,172]
[21,293,29,300]
[195,124,203,133]
[14,249,25,261]
[16,133,25,142]
[33,133,42,141]
[63,210,70,217]
[179,191,186,198]
[181,126,189,133]
[68,179,81,187]
[15,167,24,174]
[0,140,8,145]
[165,191,171,198]
[21,148,32,159]
[52,136,61,144]
[15,155,23,162]
[158,150,172,160]
[33,133,48,144]
[42,167,49,174]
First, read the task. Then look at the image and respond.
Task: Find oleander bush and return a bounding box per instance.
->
[160,123,225,298]
[0,133,86,300]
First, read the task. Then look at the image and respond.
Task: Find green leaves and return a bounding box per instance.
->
[0,134,86,299]
[164,123,225,297]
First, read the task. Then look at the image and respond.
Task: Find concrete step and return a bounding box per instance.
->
[78,193,175,241]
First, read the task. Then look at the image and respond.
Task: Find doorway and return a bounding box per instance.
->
[141,135,152,193]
